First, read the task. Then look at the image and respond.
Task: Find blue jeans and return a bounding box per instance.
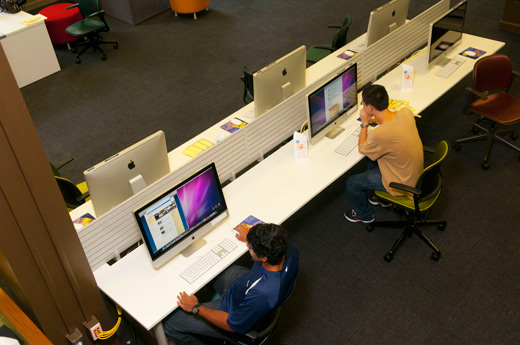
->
[163,264,249,345]
[346,159,386,221]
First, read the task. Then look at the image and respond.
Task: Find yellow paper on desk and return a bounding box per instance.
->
[182,145,203,158]
[199,138,214,147]
[21,14,45,25]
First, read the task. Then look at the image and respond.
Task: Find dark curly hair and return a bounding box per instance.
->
[247,223,289,265]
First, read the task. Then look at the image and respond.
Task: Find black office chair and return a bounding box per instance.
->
[65,0,118,63]
[51,157,90,210]
[240,66,255,105]
[306,15,353,64]
[366,141,450,262]
[209,281,296,345]
[453,54,520,170]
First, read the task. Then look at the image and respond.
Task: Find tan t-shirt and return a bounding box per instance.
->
[360,107,423,198]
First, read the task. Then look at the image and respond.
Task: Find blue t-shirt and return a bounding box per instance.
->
[218,245,299,334]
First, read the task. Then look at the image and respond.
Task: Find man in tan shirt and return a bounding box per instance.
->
[345,85,423,223]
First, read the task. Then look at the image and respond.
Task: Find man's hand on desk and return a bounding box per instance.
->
[233,224,250,243]
[177,291,198,312]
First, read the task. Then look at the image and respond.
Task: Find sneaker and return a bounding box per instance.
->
[344,209,374,224]
[368,196,392,208]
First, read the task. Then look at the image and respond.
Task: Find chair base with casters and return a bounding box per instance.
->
[453,54,520,170]
[365,141,450,262]
[65,1,119,64]
[68,32,118,64]
[453,115,520,170]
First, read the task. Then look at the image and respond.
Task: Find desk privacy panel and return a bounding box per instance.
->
[78,0,450,271]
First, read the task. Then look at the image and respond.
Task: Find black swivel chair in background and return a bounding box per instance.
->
[306,15,353,65]
[453,54,520,170]
[240,66,255,105]
[366,141,450,263]
[65,0,118,63]
[51,157,90,210]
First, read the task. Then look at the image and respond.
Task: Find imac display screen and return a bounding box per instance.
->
[365,0,410,48]
[133,162,228,269]
[427,0,467,68]
[84,130,170,217]
[253,45,307,117]
[307,63,358,145]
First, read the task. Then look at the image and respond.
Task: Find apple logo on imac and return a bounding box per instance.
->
[282,68,287,76]
[128,160,136,170]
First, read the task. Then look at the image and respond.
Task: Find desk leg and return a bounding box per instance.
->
[153,322,169,345]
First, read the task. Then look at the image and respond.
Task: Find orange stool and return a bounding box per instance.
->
[169,0,209,19]
[39,3,83,45]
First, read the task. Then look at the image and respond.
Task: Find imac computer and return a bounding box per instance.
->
[306,63,358,145]
[133,162,228,269]
[426,0,467,69]
[365,0,411,48]
[253,45,307,117]
[84,130,170,217]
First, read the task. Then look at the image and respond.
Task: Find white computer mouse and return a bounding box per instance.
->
[345,50,355,57]
[464,51,476,57]
[231,118,243,126]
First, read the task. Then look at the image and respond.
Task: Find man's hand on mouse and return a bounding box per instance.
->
[233,224,250,242]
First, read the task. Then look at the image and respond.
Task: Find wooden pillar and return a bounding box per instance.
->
[0,45,119,345]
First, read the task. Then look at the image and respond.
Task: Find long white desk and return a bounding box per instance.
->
[0,11,60,88]
[89,32,504,345]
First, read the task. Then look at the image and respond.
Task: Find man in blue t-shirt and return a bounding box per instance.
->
[163,223,299,345]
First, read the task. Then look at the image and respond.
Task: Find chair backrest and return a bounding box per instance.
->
[473,55,513,93]
[240,280,297,344]
[78,0,100,17]
[55,176,86,209]
[331,16,352,50]
[241,66,255,104]
[416,140,449,203]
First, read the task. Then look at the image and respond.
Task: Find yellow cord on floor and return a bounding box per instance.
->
[97,304,122,340]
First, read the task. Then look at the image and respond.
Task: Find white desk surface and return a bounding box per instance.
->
[0,11,60,88]
[92,33,504,336]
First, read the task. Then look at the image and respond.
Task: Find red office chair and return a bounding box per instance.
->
[453,54,520,170]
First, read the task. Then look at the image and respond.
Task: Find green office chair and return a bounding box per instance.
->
[453,55,520,170]
[306,16,353,65]
[240,66,255,105]
[51,157,90,211]
[366,141,450,263]
[65,0,118,64]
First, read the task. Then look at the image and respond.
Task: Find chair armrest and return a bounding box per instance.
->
[388,182,421,196]
[87,9,105,19]
[463,86,487,114]
[309,45,334,52]
[55,157,74,170]
[423,146,435,153]
[66,3,79,10]
[76,192,90,204]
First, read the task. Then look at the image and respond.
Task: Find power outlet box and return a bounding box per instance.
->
[83,316,102,341]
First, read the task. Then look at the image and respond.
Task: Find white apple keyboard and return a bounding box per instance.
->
[436,56,466,78]
[179,238,237,284]
[334,126,361,156]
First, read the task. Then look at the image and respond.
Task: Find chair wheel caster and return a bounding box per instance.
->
[453,143,462,151]
[365,224,375,232]
[437,222,447,231]
[76,58,81,64]
[114,43,118,49]
[101,54,107,61]
[511,133,518,140]
[384,253,393,262]
[431,251,441,262]
[471,125,479,134]
[71,48,78,53]
[481,162,490,170]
